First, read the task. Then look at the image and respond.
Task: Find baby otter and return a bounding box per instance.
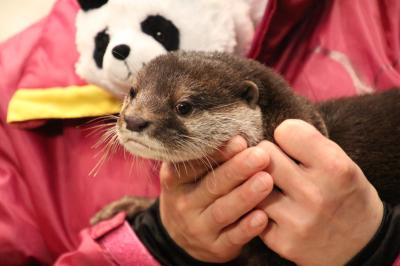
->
[94,51,400,265]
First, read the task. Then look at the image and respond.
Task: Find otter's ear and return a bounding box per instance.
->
[239,80,259,109]
[77,0,108,11]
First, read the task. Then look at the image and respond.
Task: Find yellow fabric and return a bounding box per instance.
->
[7,85,122,123]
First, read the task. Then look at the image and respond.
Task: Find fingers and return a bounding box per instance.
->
[274,119,358,190]
[161,136,248,188]
[257,141,305,197]
[205,172,273,229]
[274,119,337,168]
[218,210,268,249]
[257,189,292,224]
[193,145,270,205]
[259,219,280,252]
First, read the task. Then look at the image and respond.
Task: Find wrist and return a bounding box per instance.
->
[345,202,389,266]
[132,199,228,266]
[340,183,385,265]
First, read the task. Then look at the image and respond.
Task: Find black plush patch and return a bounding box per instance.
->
[78,0,108,11]
[112,44,131,60]
[141,15,180,51]
[93,29,110,68]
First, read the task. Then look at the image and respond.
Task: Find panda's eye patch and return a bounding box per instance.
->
[141,15,180,51]
[93,29,110,68]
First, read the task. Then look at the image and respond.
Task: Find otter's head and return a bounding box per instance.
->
[117,51,264,162]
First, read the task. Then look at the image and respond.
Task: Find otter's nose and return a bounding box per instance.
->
[112,44,130,60]
[125,116,150,132]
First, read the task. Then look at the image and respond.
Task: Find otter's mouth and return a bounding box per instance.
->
[120,135,196,162]
[124,137,164,152]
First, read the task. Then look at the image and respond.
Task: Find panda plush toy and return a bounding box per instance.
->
[75,0,268,97]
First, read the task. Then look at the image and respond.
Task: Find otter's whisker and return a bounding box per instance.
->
[89,121,120,177]
[95,125,118,145]
[81,114,119,126]
[83,123,117,138]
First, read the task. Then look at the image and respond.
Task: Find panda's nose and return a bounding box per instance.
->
[112,44,131,60]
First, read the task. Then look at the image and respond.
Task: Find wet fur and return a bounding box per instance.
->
[111,51,399,265]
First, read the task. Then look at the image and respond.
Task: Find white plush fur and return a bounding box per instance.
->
[75,0,268,97]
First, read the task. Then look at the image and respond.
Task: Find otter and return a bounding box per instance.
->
[92,51,400,265]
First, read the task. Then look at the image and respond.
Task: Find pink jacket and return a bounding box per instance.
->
[0,0,399,265]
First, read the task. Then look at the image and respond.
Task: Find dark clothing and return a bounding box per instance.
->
[132,201,400,265]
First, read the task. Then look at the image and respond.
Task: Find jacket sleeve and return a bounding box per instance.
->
[131,200,236,266]
[54,212,161,266]
[346,203,400,266]
[53,229,116,266]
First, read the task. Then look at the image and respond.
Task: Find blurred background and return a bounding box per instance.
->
[0,0,56,42]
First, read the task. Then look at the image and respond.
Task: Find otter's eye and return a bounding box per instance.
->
[129,87,136,99]
[175,102,193,116]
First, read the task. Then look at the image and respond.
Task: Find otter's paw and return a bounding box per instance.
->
[90,196,155,225]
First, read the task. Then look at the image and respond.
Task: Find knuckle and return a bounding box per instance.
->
[302,184,334,217]
[326,157,356,183]
[334,159,353,177]
[160,163,175,179]
[247,145,269,167]
[257,140,274,151]
[219,163,246,184]
[220,136,248,159]
[211,200,229,225]
[314,141,336,166]
[294,218,314,240]
[285,205,320,240]
[227,225,248,246]
[249,146,267,159]
[305,186,327,211]
[222,167,237,182]
[320,143,348,170]
[226,231,241,246]
[205,177,219,196]
[237,187,250,203]
[175,196,190,213]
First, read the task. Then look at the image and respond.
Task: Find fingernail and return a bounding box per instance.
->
[250,212,266,227]
[251,172,270,192]
[246,147,266,168]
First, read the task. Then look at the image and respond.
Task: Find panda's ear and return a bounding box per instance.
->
[239,80,259,109]
[77,0,108,11]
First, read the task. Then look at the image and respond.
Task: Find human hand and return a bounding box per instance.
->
[257,119,384,266]
[159,136,274,263]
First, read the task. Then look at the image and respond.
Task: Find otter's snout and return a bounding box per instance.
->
[124,116,150,132]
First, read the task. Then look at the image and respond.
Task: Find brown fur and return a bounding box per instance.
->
[99,51,400,265]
